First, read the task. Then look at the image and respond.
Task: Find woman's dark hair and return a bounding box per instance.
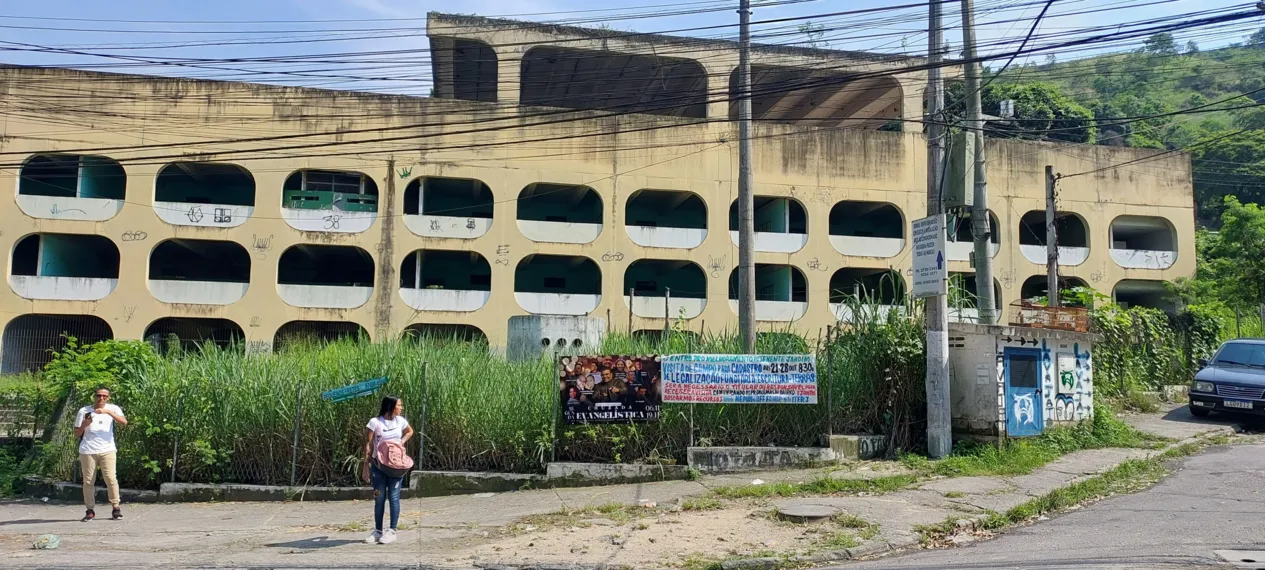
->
[378,396,400,418]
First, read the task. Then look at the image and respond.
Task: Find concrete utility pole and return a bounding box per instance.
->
[737,0,757,353]
[925,0,952,459]
[960,0,997,324]
[1045,165,1060,308]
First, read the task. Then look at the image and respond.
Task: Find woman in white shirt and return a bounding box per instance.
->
[361,396,414,544]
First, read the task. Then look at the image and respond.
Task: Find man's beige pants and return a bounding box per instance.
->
[80,452,119,509]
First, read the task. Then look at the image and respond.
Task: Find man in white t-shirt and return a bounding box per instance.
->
[74,387,128,522]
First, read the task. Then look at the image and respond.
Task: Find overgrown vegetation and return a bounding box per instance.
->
[710,474,918,499]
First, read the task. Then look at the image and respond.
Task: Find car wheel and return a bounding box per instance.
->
[1189,404,1211,418]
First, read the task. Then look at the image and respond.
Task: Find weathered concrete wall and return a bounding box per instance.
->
[688,446,837,473]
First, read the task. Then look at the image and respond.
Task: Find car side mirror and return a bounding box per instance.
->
[1197,358,1208,368]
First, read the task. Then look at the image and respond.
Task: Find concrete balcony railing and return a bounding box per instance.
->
[149,280,249,305]
[1020,244,1089,266]
[830,303,903,323]
[154,202,252,228]
[727,299,808,322]
[515,292,601,315]
[728,231,808,253]
[625,226,707,249]
[947,241,1000,262]
[517,220,602,244]
[17,195,122,222]
[625,295,706,319]
[1110,248,1176,270]
[9,275,117,301]
[277,284,373,309]
[829,236,904,258]
[399,288,491,312]
[281,208,376,234]
[403,214,493,239]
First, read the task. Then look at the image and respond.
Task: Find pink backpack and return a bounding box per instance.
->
[374,439,414,478]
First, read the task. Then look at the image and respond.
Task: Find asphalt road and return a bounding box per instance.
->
[837,439,1265,570]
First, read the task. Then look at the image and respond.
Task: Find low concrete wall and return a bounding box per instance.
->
[546,462,691,486]
[159,482,375,502]
[413,470,545,496]
[19,476,159,504]
[822,435,888,460]
[688,446,837,474]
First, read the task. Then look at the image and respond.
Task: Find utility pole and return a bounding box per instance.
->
[737,0,757,353]
[925,0,952,459]
[1045,166,1060,308]
[961,0,997,324]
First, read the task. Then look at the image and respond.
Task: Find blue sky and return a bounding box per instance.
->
[0,0,1255,94]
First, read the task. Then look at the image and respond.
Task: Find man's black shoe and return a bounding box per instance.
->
[111,507,122,520]
[82,509,95,522]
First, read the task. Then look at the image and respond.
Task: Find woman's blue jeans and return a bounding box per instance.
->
[370,464,402,531]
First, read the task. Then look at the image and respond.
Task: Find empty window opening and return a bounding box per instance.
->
[515,255,601,295]
[829,201,904,238]
[949,273,1003,311]
[400,250,491,290]
[149,239,250,283]
[730,197,807,234]
[11,234,119,278]
[19,154,125,199]
[520,46,707,118]
[624,260,706,299]
[1019,276,1091,305]
[729,264,807,302]
[283,170,378,213]
[144,318,244,354]
[1110,216,1176,251]
[403,177,494,217]
[732,66,904,129]
[274,321,368,352]
[430,37,498,102]
[1,314,112,373]
[278,245,374,287]
[829,268,906,305]
[156,162,255,206]
[518,183,602,224]
[403,323,489,346]
[1018,211,1088,247]
[949,211,1001,244]
[625,189,707,229]
[1113,280,1175,310]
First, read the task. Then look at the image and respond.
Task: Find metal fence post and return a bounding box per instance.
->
[290,385,302,487]
[170,391,184,483]
[825,325,834,438]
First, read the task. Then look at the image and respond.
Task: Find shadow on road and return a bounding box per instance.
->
[265,536,363,550]
[1163,405,1265,432]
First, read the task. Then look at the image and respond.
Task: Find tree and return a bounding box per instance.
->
[1142,32,1179,56]
[798,21,828,49]
[1185,41,1200,55]
[945,81,1097,143]
[1192,129,1265,218]
[1197,197,1265,311]
[1250,26,1265,47]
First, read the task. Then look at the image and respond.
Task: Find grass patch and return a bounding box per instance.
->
[834,513,879,540]
[943,491,966,499]
[818,531,860,549]
[681,496,723,511]
[711,474,917,500]
[902,408,1166,478]
[679,551,797,570]
[337,520,368,533]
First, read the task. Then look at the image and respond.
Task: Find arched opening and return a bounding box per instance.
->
[155,162,255,227]
[623,260,707,319]
[1018,211,1089,265]
[148,239,251,305]
[402,324,489,346]
[731,65,904,129]
[402,176,494,238]
[947,210,1000,261]
[1113,279,1176,310]
[277,245,374,309]
[1110,216,1177,269]
[1,314,113,373]
[624,189,708,249]
[729,197,808,253]
[829,201,905,257]
[514,254,602,315]
[520,46,707,118]
[281,169,379,233]
[429,38,498,102]
[399,249,491,312]
[517,183,603,244]
[274,321,368,352]
[10,233,120,301]
[1019,276,1092,306]
[20,154,125,199]
[144,318,244,353]
[830,268,906,305]
[728,264,808,322]
[948,272,1004,322]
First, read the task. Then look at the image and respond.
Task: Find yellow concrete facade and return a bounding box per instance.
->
[0,17,1196,360]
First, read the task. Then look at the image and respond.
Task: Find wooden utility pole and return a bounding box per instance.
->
[925,0,952,459]
[1046,166,1060,307]
[737,0,757,353]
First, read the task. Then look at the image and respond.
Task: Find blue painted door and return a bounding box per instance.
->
[1005,347,1044,437]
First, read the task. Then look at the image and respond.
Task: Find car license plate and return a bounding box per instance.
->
[1224,399,1254,410]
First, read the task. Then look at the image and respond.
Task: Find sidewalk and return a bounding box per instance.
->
[0,406,1234,569]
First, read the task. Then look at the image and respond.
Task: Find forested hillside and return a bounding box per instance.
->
[967,28,1265,224]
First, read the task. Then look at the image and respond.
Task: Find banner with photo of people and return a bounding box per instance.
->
[660,354,818,404]
[558,355,662,424]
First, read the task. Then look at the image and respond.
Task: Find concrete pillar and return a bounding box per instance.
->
[430,37,456,99]
[494,47,523,105]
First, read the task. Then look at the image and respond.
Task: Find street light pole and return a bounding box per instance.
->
[925,0,952,459]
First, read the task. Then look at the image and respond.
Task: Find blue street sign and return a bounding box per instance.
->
[321,377,387,402]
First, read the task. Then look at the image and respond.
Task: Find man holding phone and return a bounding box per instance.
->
[74,387,127,522]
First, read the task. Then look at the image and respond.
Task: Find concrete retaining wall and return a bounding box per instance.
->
[546,462,690,486]
[413,470,545,496]
[822,435,888,460]
[688,446,837,473]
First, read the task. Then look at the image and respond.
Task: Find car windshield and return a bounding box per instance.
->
[1211,342,1265,368]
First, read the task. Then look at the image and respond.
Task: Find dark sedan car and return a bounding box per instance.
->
[1189,338,1265,417]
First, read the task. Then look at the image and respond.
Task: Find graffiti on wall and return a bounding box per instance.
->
[997,335,1095,430]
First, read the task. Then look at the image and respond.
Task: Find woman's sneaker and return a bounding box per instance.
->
[364,530,382,544]
[379,529,397,544]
